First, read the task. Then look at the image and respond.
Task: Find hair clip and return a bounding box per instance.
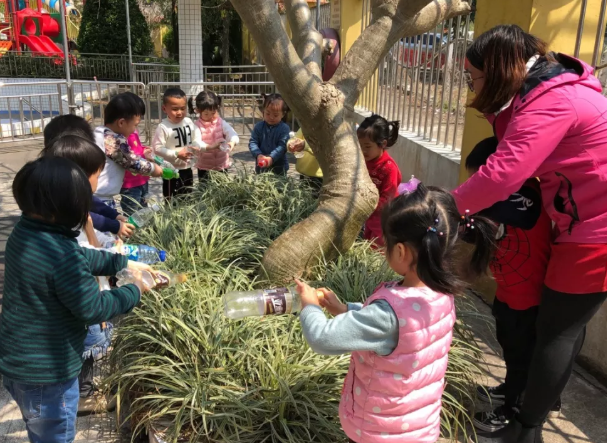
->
[397,175,421,195]
[460,209,475,231]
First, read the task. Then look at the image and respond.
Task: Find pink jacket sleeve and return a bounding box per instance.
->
[453,90,576,214]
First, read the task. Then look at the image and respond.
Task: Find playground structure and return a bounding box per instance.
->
[0,0,80,59]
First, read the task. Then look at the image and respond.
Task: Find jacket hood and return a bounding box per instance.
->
[520,53,602,102]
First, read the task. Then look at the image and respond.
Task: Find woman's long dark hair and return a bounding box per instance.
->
[467,25,549,114]
[381,184,496,295]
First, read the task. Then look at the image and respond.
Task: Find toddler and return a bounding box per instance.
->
[153,87,203,198]
[357,115,402,247]
[189,90,239,184]
[249,93,291,175]
[296,179,496,443]
[94,93,163,209]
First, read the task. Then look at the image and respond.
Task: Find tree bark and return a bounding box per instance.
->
[230,0,470,282]
[221,9,231,66]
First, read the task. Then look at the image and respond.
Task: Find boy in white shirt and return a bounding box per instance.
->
[152,88,204,198]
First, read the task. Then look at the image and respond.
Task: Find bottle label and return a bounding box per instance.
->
[153,271,171,289]
[262,288,293,315]
[119,245,139,261]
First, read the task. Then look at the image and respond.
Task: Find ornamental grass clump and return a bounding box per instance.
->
[108,172,482,442]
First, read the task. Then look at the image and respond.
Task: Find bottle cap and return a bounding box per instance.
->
[289,131,295,137]
[158,251,167,262]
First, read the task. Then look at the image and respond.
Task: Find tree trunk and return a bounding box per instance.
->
[171,0,179,60]
[221,10,231,66]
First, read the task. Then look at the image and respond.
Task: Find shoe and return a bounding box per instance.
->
[547,397,561,418]
[476,383,507,406]
[468,417,544,443]
[473,405,516,432]
[78,391,108,415]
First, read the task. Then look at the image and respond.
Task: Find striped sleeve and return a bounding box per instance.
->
[80,246,127,276]
[53,248,141,323]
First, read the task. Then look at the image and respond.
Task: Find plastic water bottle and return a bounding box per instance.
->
[127,204,161,229]
[153,155,178,171]
[220,142,231,152]
[116,269,187,290]
[113,245,166,264]
[223,286,318,319]
[287,132,305,159]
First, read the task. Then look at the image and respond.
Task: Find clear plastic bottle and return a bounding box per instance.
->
[153,155,178,172]
[223,286,308,319]
[113,245,166,264]
[127,204,161,229]
[219,142,231,153]
[116,269,187,289]
[287,131,305,159]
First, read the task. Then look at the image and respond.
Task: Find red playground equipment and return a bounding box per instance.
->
[0,0,68,58]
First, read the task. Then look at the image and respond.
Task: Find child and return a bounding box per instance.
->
[0,156,148,442]
[153,87,204,198]
[295,180,496,443]
[465,137,559,432]
[189,90,239,184]
[249,93,291,175]
[42,114,135,239]
[95,93,163,208]
[287,128,323,196]
[120,92,151,216]
[357,115,402,247]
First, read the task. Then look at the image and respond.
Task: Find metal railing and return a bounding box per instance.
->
[133,63,270,85]
[358,11,472,151]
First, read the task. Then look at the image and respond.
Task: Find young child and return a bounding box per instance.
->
[95,93,163,208]
[357,115,402,247]
[465,137,559,431]
[153,87,203,198]
[120,92,151,216]
[296,180,496,443]
[249,93,291,176]
[0,156,148,442]
[43,114,135,239]
[287,128,323,196]
[189,90,239,184]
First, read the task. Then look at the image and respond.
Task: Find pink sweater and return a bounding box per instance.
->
[122,130,149,189]
[195,117,238,171]
[340,283,455,442]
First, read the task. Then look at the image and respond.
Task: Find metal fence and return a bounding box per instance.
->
[133,63,271,85]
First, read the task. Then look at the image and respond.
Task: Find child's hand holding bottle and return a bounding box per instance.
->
[177,147,194,161]
[318,289,348,316]
[295,279,321,308]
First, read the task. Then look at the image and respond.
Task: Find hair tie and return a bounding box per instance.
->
[397,175,421,195]
[460,209,475,231]
[426,217,444,236]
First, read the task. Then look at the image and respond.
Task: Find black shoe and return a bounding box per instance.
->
[547,397,561,418]
[473,405,516,432]
[476,383,507,406]
[468,417,543,443]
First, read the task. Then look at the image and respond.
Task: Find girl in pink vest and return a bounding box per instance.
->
[189,91,239,184]
[296,179,496,443]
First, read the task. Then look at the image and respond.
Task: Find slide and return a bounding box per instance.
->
[20,35,63,57]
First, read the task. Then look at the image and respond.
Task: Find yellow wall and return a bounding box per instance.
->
[459,0,605,183]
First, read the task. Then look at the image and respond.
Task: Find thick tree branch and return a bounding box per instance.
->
[285,0,323,80]
[332,0,471,107]
[231,0,321,119]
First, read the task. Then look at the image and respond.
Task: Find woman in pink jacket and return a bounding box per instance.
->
[296,180,496,443]
[457,25,607,443]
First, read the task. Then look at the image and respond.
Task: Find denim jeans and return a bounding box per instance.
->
[120,183,149,216]
[79,322,114,397]
[3,376,79,443]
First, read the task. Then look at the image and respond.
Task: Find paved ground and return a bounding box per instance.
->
[1,138,607,442]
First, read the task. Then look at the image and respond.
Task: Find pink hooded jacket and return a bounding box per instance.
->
[454,54,607,244]
[340,283,455,443]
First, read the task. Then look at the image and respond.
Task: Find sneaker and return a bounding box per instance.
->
[78,391,108,415]
[473,405,515,432]
[548,397,561,418]
[468,417,544,443]
[476,383,506,406]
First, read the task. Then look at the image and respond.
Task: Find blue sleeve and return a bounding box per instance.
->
[269,124,289,163]
[299,300,399,356]
[92,196,119,220]
[481,184,542,230]
[249,123,263,159]
[90,211,121,234]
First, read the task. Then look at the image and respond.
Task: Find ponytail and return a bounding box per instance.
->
[386,120,400,147]
[357,114,400,148]
[459,212,497,277]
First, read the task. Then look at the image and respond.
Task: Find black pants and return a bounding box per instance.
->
[78,356,95,398]
[255,163,286,176]
[493,298,539,409]
[519,287,607,426]
[198,168,228,184]
[162,168,194,199]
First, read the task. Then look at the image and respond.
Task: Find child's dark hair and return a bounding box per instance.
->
[357,114,400,148]
[123,91,146,117]
[188,90,222,114]
[13,157,92,230]
[104,93,141,125]
[163,87,187,104]
[465,136,498,171]
[381,183,496,294]
[43,114,94,147]
[262,93,288,114]
[40,135,105,177]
